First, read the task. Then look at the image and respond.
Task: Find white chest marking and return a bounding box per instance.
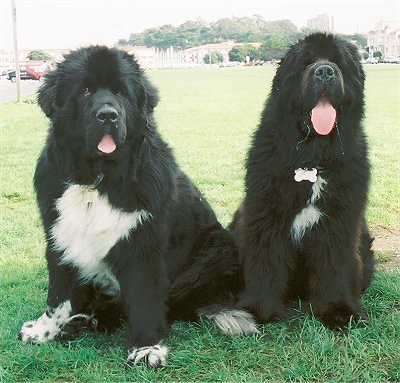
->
[291,175,327,245]
[51,184,151,286]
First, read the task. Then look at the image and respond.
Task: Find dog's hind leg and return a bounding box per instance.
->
[167,224,259,335]
[359,217,375,292]
[167,224,242,321]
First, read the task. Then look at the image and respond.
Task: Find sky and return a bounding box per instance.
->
[1,0,399,51]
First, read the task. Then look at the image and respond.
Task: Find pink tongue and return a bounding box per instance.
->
[311,101,336,135]
[97,134,116,153]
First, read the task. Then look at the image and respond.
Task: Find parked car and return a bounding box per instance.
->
[7,68,30,82]
[382,56,400,64]
[7,62,49,82]
[1,69,12,79]
[363,57,378,64]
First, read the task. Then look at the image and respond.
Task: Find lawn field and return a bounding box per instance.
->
[0,65,399,382]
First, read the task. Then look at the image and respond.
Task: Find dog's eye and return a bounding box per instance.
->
[83,88,92,97]
[116,90,123,97]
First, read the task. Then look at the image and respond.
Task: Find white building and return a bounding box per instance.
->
[367,27,388,56]
[182,42,261,64]
[385,28,400,57]
[367,23,400,58]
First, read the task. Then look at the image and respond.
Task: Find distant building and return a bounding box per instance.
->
[367,26,388,56]
[367,22,400,58]
[117,42,262,67]
[183,41,261,64]
[116,45,190,68]
[385,28,400,57]
[307,14,334,32]
[116,45,159,68]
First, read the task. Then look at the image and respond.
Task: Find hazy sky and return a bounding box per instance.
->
[1,0,399,51]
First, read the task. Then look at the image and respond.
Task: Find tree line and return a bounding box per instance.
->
[118,16,367,61]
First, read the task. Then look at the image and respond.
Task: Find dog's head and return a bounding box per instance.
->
[272,33,365,137]
[37,46,158,157]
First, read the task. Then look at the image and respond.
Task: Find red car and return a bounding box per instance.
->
[7,62,50,82]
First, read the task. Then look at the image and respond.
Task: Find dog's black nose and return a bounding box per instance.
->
[314,64,335,81]
[96,106,118,123]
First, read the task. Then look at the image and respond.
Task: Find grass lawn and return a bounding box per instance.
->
[0,65,399,382]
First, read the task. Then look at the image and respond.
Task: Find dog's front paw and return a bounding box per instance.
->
[126,343,168,368]
[18,313,60,344]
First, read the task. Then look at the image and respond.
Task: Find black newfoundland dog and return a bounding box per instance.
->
[231,33,375,329]
[18,46,248,368]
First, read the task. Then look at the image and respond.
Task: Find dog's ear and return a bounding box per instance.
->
[349,44,365,85]
[122,51,159,114]
[37,69,59,118]
[141,77,159,114]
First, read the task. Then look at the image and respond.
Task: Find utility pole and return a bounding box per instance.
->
[11,0,22,103]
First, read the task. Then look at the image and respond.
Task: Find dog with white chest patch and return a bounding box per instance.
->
[18,46,252,367]
[229,33,375,329]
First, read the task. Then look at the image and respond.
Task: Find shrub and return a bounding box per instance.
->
[203,51,224,64]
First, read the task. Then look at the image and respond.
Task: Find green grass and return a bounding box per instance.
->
[1,65,399,382]
[362,65,400,229]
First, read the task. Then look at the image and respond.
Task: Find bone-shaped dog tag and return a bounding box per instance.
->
[81,187,99,204]
[294,168,317,183]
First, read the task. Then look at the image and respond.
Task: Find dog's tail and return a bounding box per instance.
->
[199,305,259,335]
[166,224,258,335]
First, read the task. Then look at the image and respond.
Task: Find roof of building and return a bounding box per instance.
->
[183,41,261,53]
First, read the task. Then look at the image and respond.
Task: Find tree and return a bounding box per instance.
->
[176,19,210,49]
[343,34,367,47]
[118,16,368,58]
[27,50,52,61]
[229,46,243,62]
[203,51,224,64]
[143,24,177,50]
[128,33,144,45]
[298,27,315,39]
[373,51,382,59]
[258,35,290,61]
[229,44,258,62]
[123,17,302,50]
[263,19,298,36]
[210,16,263,43]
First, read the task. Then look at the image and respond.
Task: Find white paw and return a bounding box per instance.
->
[19,313,60,343]
[19,301,76,344]
[127,343,168,368]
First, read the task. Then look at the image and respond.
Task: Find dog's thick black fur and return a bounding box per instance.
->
[231,33,375,329]
[18,46,241,367]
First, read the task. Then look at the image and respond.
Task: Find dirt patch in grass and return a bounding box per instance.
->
[372,226,400,272]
